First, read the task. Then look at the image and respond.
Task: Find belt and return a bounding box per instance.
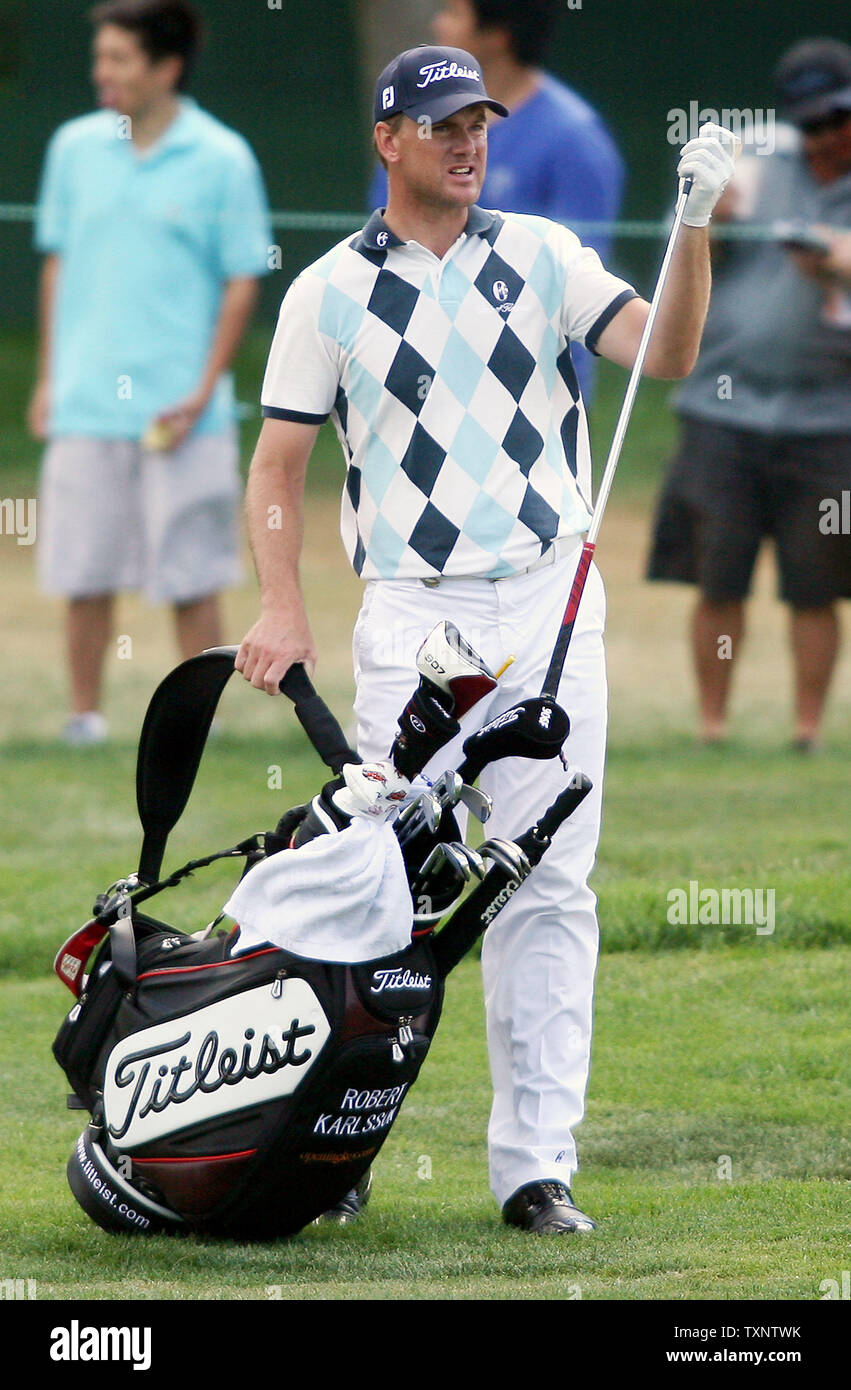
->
[420,535,581,587]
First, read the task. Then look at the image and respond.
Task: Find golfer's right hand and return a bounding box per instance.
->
[235,609,317,694]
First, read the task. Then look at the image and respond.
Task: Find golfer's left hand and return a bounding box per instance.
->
[678,122,740,227]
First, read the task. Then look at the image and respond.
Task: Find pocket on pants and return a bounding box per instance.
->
[354,582,430,680]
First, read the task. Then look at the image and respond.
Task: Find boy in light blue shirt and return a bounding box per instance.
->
[29,0,271,744]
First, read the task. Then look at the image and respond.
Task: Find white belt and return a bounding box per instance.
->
[420,535,582,587]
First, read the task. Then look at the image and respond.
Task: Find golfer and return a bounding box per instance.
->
[237,45,733,1233]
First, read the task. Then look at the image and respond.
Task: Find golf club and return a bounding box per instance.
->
[541,174,695,700]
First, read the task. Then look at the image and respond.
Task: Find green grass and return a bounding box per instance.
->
[1,948,847,1301]
[2,734,849,978]
[1,733,847,1299]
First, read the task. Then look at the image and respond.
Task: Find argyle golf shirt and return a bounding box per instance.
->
[261,206,636,579]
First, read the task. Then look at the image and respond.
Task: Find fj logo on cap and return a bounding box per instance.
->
[382,85,395,110]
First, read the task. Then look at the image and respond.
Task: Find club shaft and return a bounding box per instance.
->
[588,179,693,547]
[541,177,693,700]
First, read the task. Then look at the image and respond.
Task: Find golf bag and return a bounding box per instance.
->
[53,642,591,1239]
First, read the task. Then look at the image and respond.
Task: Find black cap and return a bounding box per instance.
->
[775,38,851,125]
[373,45,509,127]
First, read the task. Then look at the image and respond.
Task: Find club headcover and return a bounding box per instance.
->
[390,686,460,780]
[459,697,570,783]
[416,620,497,717]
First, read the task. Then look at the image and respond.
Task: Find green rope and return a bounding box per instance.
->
[0,202,799,241]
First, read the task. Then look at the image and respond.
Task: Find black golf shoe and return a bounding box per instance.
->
[502,1180,596,1235]
[317,1169,373,1224]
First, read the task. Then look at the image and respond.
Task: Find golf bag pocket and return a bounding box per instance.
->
[54,957,125,1112]
[53,911,187,1111]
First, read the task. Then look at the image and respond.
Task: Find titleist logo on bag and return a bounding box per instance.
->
[103,981,330,1149]
[370,967,432,994]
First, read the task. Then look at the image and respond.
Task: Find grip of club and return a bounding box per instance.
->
[432,772,593,977]
[534,773,593,842]
[278,663,360,774]
[455,747,485,785]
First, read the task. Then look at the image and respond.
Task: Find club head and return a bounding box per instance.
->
[458,784,492,823]
[480,837,532,881]
[421,791,442,833]
[396,788,442,838]
[431,769,463,807]
[422,842,471,883]
[446,841,487,880]
[410,842,471,924]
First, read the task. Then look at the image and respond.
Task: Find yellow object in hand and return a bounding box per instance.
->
[142,421,175,452]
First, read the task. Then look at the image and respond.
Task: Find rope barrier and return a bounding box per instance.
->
[0,202,808,241]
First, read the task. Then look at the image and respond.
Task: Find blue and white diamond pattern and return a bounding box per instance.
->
[262,209,636,578]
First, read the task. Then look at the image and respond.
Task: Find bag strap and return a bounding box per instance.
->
[136,647,239,884]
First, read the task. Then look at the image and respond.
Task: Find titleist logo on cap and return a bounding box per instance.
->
[417,60,480,89]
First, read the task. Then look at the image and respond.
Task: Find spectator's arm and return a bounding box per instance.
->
[153,276,260,448]
[368,162,388,211]
[197,275,260,402]
[787,228,851,289]
[27,254,60,440]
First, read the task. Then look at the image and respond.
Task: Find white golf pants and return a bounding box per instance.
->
[352,546,607,1207]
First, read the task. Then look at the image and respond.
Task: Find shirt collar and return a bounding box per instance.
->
[112,97,200,160]
[151,97,200,153]
[359,205,498,250]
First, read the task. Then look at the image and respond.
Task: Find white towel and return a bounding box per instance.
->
[223,819,413,963]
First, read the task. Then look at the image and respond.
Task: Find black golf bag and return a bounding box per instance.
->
[53,646,591,1239]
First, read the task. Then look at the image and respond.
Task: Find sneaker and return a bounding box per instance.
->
[502,1180,596,1235]
[62,712,108,746]
[317,1169,373,1224]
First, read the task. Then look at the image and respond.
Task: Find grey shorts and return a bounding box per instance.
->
[37,431,242,603]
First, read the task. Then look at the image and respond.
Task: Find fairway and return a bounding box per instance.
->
[1,348,849,1302]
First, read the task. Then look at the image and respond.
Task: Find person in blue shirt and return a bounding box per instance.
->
[28,0,271,744]
[367,0,626,404]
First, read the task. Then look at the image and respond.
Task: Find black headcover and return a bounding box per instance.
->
[458,697,570,783]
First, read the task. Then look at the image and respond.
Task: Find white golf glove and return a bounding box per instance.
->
[677,122,740,227]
